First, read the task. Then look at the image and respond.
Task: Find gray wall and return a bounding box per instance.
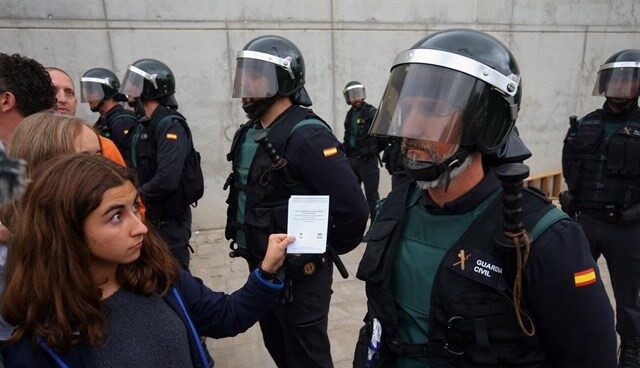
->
[1,0,639,230]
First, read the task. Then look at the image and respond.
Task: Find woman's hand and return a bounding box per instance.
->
[261,234,295,273]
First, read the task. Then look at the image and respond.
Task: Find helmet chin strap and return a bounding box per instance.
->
[128,98,146,120]
[606,97,638,112]
[403,146,471,190]
[242,95,278,120]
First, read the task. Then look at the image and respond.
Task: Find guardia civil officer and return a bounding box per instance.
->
[342,81,383,222]
[225,35,368,367]
[354,29,616,368]
[120,59,203,271]
[80,67,137,159]
[561,49,640,367]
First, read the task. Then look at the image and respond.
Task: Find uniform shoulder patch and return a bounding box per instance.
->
[574,267,597,287]
[166,133,178,140]
[323,147,338,157]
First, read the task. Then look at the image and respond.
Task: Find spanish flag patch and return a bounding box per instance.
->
[166,133,178,140]
[574,268,597,287]
[323,147,338,157]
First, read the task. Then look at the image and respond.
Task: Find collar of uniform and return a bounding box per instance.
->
[602,99,640,122]
[258,104,297,130]
[419,167,500,215]
[148,104,170,121]
[104,104,123,119]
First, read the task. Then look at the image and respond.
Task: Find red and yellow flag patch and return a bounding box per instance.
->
[574,268,597,287]
[166,133,178,140]
[323,147,338,157]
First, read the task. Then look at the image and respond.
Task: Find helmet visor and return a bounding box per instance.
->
[80,78,106,103]
[370,63,489,145]
[344,85,366,104]
[232,58,279,98]
[592,67,640,99]
[120,66,146,99]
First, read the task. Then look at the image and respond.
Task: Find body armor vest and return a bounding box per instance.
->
[354,181,566,367]
[344,102,379,158]
[224,105,330,263]
[129,106,199,222]
[563,107,640,210]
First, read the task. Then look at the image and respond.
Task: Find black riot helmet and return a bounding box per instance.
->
[343,81,366,105]
[232,35,312,106]
[120,58,177,108]
[370,28,521,155]
[80,68,126,103]
[592,49,640,100]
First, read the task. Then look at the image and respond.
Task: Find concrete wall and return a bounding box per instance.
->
[1,0,639,230]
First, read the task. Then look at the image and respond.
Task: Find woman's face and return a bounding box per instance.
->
[75,125,102,155]
[83,181,147,268]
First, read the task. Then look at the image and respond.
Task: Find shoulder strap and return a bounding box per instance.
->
[227,122,251,162]
[170,288,209,368]
[37,336,71,368]
[155,113,191,139]
[529,206,569,242]
[267,105,330,156]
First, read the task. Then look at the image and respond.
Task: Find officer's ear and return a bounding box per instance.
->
[0,91,16,113]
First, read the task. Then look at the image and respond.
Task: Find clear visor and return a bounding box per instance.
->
[120,67,145,99]
[80,79,106,102]
[592,67,640,99]
[370,63,489,145]
[232,58,279,98]
[344,86,366,103]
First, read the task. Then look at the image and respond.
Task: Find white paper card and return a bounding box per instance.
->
[286,195,330,254]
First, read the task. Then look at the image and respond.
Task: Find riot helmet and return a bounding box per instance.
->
[80,68,124,102]
[370,29,522,182]
[343,81,366,105]
[120,58,177,108]
[592,49,640,101]
[232,35,312,107]
[371,29,521,154]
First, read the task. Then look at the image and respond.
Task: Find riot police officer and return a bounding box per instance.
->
[225,35,368,367]
[561,49,640,367]
[354,29,616,367]
[342,81,383,222]
[120,58,203,271]
[80,67,137,158]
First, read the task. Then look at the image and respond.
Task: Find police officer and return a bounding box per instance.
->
[561,49,640,367]
[342,81,383,223]
[225,35,368,367]
[80,67,137,158]
[120,58,201,271]
[354,29,616,367]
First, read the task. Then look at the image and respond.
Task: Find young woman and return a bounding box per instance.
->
[2,154,293,367]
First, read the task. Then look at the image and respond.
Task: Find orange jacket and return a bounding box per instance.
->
[99,136,146,218]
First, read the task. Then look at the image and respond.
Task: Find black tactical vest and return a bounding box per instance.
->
[354,181,564,367]
[344,102,379,158]
[129,106,201,222]
[224,105,330,263]
[563,107,640,210]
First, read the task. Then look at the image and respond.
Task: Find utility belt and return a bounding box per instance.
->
[235,248,331,304]
[284,253,330,280]
[278,253,331,304]
[576,202,640,223]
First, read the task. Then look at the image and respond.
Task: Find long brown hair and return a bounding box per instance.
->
[2,154,179,352]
